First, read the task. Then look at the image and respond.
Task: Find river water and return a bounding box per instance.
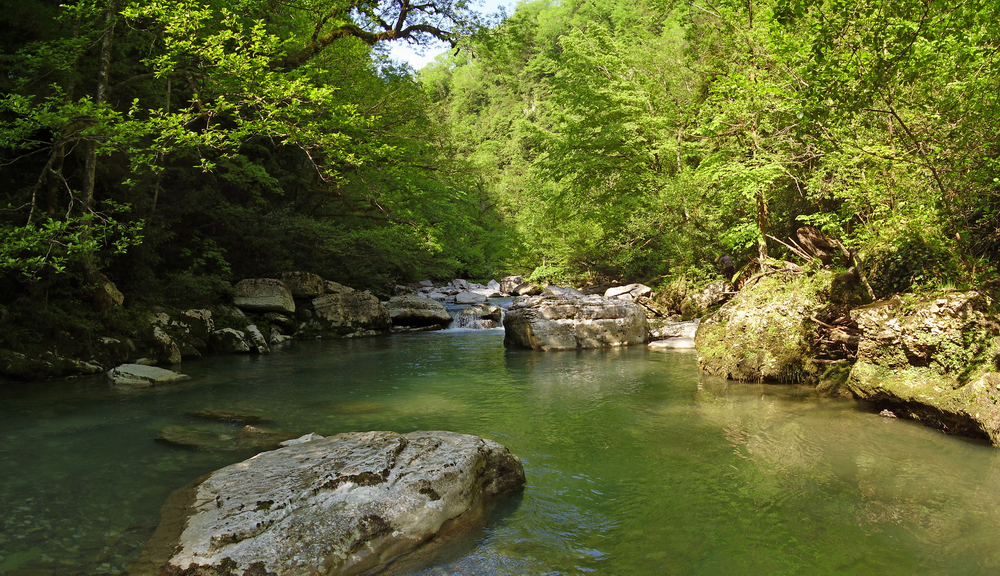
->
[2,329,1000,575]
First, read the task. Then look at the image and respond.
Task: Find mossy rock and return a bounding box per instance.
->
[695,267,860,383]
[848,291,1000,442]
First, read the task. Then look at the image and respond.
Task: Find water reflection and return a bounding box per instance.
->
[2,334,1000,575]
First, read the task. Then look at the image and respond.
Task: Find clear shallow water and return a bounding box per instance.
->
[2,330,1000,575]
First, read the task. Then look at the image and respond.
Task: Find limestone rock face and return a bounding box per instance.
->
[233,278,295,314]
[503,295,647,351]
[308,286,391,337]
[143,431,525,576]
[281,271,327,298]
[107,364,188,387]
[848,291,1000,442]
[695,269,859,383]
[386,295,453,327]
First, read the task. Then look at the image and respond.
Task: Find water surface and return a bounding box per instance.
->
[1,330,999,575]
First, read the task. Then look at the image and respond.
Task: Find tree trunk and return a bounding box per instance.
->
[80,0,119,309]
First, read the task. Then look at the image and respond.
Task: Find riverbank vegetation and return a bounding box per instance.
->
[2,0,998,351]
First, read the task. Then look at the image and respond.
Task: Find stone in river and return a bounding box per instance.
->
[504,294,647,351]
[134,430,525,576]
[107,364,188,387]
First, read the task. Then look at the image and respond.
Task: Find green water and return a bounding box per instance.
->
[3,330,1000,575]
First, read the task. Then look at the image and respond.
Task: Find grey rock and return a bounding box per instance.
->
[182,309,215,341]
[107,364,188,387]
[234,278,295,314]
[848,291,1000,443]
[279,432,325,446]
[244,324,270,354]
[151,326,182,365]
[308,288,392,337]
[542,285,585,297]
[455,291,488,304]
[453,304,503,330]
[386,295,452,327]
[604,283,653,301]
[281,271,327,298]
[500,275,524,294]
[504,295,648,351]
[264,312,295,330]
[209,328,251,354]
[649,318,700,340]
[146,430,525,576]
[648,337,696,350]
[513,282,543,296]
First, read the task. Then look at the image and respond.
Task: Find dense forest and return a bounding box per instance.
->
[2,0,999,347]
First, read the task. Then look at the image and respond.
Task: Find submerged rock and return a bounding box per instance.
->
[136,430,525,576]
[154,424,290,451]
[188,410,270,425]
[108,364,189,387]
[504,295,647,351]
[848,291,1000,443]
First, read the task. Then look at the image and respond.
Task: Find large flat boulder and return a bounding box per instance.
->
[386,295,453,327]
[233,278,295,314]
[503,295,647,351]
[135,431,525,576]
[848,291,1000,442]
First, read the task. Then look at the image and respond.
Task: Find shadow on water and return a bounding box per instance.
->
[3,333,1000,575]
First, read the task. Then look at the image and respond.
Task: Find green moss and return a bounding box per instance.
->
[695,268,851,383]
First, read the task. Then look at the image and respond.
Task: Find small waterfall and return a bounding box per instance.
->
[448,304,505,330]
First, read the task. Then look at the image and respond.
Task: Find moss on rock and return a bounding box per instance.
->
[848,291,1000,442]
[695,266,860,383]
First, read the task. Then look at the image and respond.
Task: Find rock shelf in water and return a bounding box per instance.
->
[133,430,526,576]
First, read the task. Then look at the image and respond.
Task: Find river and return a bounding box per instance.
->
[1,329,1000,575]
